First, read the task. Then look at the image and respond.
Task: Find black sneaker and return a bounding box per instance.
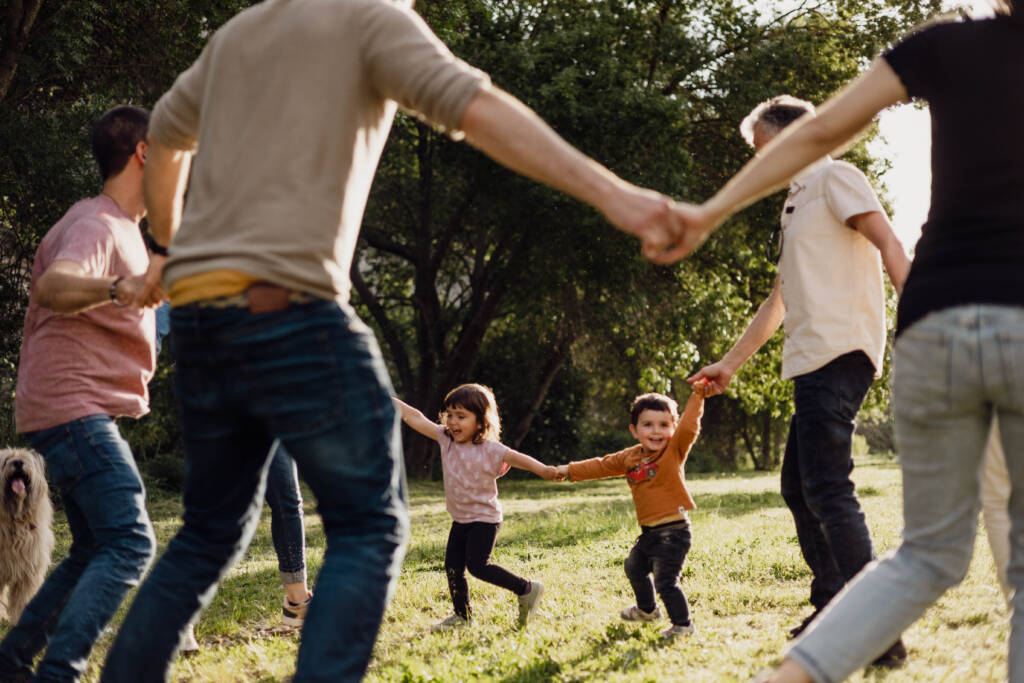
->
[787,610,821,639]
[869,639,908,669]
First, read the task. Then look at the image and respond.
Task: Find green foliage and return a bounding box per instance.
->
[1,0,941,473]
[359,0,941,474]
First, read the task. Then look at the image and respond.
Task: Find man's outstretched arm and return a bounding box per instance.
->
[459,87,683,253]
[647,59,909,263]
[688,276,785,396]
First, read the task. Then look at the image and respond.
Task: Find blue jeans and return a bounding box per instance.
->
[100,300,408,683]
[788,305,1024,682]
[157,301,306,585]
[624,523,692,626]
[780,350,876,610]
[0,415,156,683]
[265,442,305,585]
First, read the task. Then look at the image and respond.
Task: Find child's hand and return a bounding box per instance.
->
[554,464,569,481]
[691,378,709,398]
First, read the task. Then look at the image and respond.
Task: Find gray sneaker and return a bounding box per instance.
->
[620,605,661,622]
[661,622,695,639]
[517,580,543,627]
[430,614,469,632]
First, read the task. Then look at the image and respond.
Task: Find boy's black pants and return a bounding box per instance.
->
[445,521,528,618]
[624,521,692,626]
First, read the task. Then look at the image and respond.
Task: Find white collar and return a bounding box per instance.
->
[789,156,832,192]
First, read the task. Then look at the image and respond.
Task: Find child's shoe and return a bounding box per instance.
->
[661,622,695,639]
[620,605,661,622]
[517,580,543,627]
[282,593,312,628]
[430,614,469,632]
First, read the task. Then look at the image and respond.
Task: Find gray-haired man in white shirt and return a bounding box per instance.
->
[689,95,910,665]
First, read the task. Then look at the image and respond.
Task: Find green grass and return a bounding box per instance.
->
[1,457,1009,681]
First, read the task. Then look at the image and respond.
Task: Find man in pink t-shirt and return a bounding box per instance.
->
[0,106,160,683]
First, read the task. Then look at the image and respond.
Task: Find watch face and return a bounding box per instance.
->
[625,460,658,485]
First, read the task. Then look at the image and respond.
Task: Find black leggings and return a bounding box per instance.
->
[445,521,528,618]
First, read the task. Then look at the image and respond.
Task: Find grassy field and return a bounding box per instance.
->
[2,456,1009,682]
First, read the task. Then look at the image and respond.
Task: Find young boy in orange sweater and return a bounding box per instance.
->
[556,382,706,638]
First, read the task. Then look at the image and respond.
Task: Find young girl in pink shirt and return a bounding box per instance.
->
[393,383,559,631]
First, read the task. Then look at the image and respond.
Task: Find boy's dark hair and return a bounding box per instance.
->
[92,106,149,181]
[629,393,679,425]
[440,383,501,444]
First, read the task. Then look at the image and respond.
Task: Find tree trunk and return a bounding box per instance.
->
[0,0,44,104]
[509,324,575,450]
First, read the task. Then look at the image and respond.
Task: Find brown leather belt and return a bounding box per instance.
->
[193,283,315,314]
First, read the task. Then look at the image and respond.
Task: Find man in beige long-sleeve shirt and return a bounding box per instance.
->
[102,1,687,681]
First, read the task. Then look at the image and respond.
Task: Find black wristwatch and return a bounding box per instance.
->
[143,230,169,257]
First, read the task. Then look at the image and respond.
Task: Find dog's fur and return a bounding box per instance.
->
[0,448,54,624]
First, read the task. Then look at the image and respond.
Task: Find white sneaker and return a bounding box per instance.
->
[430,614,469,632]
[620,605,661,622]
[661,622,695,639]
[517,580,543,627]
[180,623,200,653]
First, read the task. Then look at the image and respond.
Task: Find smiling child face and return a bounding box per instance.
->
[444,405,480,444]
[629,408,676,452]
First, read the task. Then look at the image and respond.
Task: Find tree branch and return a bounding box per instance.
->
[350,257,414,394]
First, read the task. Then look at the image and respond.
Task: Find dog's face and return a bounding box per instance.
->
[0,448,48,523]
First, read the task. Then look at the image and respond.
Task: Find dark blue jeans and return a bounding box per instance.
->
[157,302,306,585]
[780,350,876,610]
[100,300,408,683]
[624,523,692,626]
[0,415,156,683]
[265,442,305,584]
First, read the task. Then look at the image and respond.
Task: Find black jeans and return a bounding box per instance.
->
[624,522,692,626]
[780,350,876,610]
[445,522,528,618]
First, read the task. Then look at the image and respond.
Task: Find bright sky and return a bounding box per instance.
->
[866,1,990,254]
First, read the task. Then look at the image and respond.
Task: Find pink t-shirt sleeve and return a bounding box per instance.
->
[50,218,116,276]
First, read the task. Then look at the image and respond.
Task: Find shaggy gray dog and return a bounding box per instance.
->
[0,448,54,624]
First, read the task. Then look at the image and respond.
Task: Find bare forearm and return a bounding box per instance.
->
[462,89,617,210]
[143,140,191,247]
[391,397,437,439]
[703,61,906,228]
[36,271,120,313]
[506,451,551,477]
[721,284,785,373]
[881,241,910,295]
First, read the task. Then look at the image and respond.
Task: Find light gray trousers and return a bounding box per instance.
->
[788,304,1024,683]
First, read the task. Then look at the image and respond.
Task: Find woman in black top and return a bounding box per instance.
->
[653,2,1024,681]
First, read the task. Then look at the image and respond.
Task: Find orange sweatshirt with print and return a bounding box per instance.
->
[567,390,704,526]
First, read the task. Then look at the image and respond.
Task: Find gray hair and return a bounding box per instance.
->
[739,95,816,147]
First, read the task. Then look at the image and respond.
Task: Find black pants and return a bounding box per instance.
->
[780,350,876,610]
[624,522,692,626]
[445,521,528,618]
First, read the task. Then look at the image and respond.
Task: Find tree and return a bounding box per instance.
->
[355,0,941,475]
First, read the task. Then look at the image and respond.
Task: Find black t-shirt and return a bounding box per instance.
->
[884,16,1024,336]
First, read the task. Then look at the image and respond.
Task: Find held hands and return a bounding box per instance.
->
[553,465,569,481]
[687,362,733,398]
[600,180,722,265]
[641,202,721,265]
[118,271,163,309]
[129,255,168,308]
